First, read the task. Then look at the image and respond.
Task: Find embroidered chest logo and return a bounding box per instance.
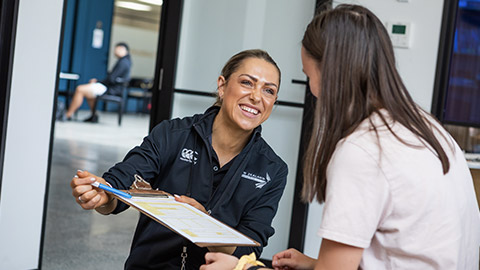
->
[180,148,198,164]
[241,171,271,189]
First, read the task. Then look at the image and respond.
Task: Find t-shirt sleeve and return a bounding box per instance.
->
[318,140,391,248]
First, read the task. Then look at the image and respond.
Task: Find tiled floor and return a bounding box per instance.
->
[41,111,150,269]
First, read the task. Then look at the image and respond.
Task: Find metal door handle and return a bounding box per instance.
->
[158,68,164,91]
[291,79,307,85]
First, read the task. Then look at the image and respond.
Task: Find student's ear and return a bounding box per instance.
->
[217,76,226,98]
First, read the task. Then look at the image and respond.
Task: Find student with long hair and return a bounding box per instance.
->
[200,4,480,270]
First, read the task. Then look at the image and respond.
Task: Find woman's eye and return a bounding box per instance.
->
[241,80,253,87]
[265,88,275,95]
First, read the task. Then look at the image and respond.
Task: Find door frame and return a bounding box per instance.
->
[0,0,20,200]
[150,0,331,253]
[149,0,183,130]
[431,0,459,122]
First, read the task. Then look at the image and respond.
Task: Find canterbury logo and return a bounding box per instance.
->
[241,171,271,189]
[180,148,198,164]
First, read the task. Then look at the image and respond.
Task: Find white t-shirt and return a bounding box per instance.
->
[318,110,480,269]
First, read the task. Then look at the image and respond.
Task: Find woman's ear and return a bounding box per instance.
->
[217,76,226,98]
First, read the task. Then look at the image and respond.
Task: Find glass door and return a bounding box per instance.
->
[169,0,316,259]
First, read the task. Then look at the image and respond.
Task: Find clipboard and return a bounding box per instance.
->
[114,194,260,248]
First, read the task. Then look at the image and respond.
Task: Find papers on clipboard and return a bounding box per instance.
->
[115,195,259,247]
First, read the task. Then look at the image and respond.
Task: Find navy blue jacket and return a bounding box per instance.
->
[101,54,131,96]
[103,106,288,269]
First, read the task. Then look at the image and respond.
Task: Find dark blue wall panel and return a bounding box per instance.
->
[71,0,114,85]
[58,0,114,111]
[58,0,77,92]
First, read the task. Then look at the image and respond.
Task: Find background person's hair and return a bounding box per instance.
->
[301,4,451,203]
[214,49,281,106]
[115,42,129,52]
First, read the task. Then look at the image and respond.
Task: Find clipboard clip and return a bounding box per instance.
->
[128,174,170,198]
[133,174,152,190]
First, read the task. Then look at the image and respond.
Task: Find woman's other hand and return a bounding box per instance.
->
[174,195,237,254]
[174,194,208,214]
[200,252,239,270]
[272,248,316,270]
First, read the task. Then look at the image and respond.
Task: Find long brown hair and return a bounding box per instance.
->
[301,4,451,203]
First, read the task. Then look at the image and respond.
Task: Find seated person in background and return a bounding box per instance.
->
[70,49,288,269]
[200,4,480,270]
[64,42,131,122]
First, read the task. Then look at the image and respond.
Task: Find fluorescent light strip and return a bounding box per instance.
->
[138,0,163,6]
[115,1,152,11]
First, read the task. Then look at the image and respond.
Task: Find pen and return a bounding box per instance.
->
[92,181,132,199]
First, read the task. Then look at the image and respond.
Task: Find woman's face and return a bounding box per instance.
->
[114,45,127,58]
[301,46,321,97]
[217,57,279,132]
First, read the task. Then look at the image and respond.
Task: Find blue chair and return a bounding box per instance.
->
[92,80,129,126]
[126,78,153,113]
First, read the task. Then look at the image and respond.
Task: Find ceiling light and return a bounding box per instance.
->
[138,0,163,6]
[115,1,152,11]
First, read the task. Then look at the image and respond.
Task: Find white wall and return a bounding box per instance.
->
[175,0,248,93]
[109,24,158,79]
[339,0,444,111]
[303,0,445,258]
[173,0,316,260]
[0,0,63,269]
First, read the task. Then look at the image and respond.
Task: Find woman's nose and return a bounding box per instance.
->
[250,87,261,102]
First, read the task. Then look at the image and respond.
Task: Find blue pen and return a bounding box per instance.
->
[92,181,132,199]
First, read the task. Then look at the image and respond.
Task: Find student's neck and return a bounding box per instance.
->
[211,115,252,167]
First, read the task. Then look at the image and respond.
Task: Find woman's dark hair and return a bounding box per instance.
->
[116,42,129,52]
[301,4,451,203]
[214,49,281,106]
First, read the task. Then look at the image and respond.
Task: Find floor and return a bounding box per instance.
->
[41,111,150,270]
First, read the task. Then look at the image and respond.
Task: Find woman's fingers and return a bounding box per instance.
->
[70,171,96,188]
[71,178,96,196]
[272,248,316,270]
[204,252,218,264]
[174,194,208,214]
[272,248,298,269]
[77,191,102,209]
[200,252,239,270]
[71,170,107,210]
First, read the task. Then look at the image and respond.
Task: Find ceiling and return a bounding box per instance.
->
[113,0,162,30]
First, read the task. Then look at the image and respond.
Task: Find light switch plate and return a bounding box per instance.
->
[387,22,412,48]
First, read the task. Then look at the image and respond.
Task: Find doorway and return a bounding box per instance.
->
[42,0,162,268]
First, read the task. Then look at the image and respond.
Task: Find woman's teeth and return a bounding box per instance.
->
[240,105,259,115]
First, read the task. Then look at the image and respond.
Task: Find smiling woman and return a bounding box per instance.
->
[70,49,289,269]
[215,52,280,143]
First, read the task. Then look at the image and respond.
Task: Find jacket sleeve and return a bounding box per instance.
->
[102,122,169,214]
[233,163,288,258]
[101,57,130,86]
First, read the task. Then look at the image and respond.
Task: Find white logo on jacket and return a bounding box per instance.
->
[241,171,271,189]
[180,148,198,164]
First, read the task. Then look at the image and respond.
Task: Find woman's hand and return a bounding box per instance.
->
[175,195,236,254]
[70,170,112,211]
[174,194,208,214]
[272,248,316,270]
[200,252,239,270]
